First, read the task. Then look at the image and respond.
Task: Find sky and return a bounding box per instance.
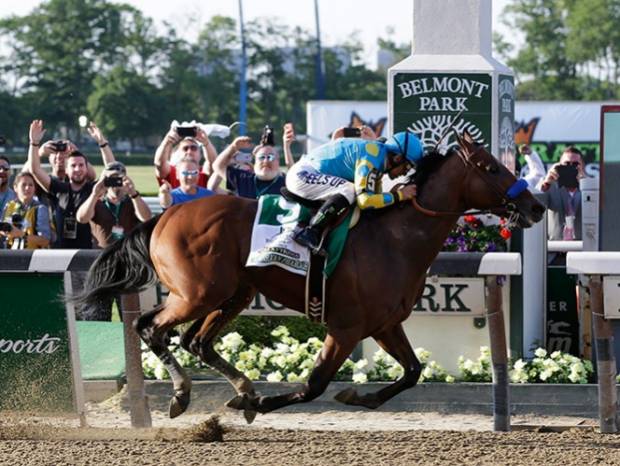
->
[0,0,512,67]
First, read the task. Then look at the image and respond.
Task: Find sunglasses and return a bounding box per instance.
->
[0,166,9,172]
[181,144,199,151]
[256,153,277,162]
[562,161,581,167]
[181,170,199,177]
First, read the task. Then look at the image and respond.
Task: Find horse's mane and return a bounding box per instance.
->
[412,147,457,189]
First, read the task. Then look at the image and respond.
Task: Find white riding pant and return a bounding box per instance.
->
[286,162,356,203]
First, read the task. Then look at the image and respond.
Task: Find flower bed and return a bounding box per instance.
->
[442,215,510,252]
[142,326,595,385]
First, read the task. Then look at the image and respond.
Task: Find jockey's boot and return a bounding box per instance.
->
[294,194,351,254]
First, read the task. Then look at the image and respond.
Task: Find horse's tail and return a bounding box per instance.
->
[70,214,161,310]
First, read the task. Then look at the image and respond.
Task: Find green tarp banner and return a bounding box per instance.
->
[0,273,77,412]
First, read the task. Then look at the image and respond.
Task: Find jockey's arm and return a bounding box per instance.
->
[354,160,399,209]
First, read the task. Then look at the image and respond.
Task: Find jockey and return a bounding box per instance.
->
[286,130,424,252]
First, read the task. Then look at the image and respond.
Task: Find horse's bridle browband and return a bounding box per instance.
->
[410,144,525,223]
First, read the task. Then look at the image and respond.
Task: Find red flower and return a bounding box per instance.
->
[500,228,512,240]
[464,215,477,224]
[499,217,507,225]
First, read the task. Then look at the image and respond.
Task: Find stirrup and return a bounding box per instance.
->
[294,227,326,256]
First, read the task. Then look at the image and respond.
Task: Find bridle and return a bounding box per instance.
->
[410,143,528,226]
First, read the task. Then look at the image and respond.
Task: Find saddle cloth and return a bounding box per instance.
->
[246,194,353,278]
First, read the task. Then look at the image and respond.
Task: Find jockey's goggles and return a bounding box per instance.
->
[256,153,277,162]
[181,169,199,177]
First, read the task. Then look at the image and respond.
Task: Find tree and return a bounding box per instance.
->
[87,66,162,144]
[495,0,620,100]
[0,0,157,133]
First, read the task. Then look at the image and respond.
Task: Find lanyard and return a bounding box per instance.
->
[254,176,280,198]
[104,198,123,225]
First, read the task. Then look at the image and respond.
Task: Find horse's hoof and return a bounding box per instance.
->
[334,387,358,405]
[243,409,257,424]
[226,393,249,411]
[169,392,191,419]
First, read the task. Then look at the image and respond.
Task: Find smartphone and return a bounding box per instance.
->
[284,122,295,137]
[104,176,124,187]
[556,164,579,189]
[234,149,253,164]
[343,127,361,138]
[53,140,67,152]
[176,126,197,138]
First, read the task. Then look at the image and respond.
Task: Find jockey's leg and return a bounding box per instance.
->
[294,194,352,253]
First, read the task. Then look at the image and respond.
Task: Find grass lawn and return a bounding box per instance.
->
[93,165,160,196]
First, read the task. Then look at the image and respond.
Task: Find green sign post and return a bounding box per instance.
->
[0,273,83,414]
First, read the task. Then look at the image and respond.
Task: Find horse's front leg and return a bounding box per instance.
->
[226,331,360,414]
[334,322,421,409]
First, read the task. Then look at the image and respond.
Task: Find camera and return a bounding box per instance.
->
[11,214,23,230]
[234,148,253,164]
[260,126,275,146]
[52,140,67,152]
[176,126,197,138]
[104,176,123,187]
[343,127,362,138]
[556,164,579,189]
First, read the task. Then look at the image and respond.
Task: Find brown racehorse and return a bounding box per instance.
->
[75,132,544,421]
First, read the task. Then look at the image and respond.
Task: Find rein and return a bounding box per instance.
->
[410,145,528,223]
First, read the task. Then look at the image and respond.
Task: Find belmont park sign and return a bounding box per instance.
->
[392,72,493,150]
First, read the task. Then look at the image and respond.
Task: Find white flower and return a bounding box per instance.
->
[154,364,169,380]
[550,351,561,359]
[286,372,300,383]
[445,375,455,383]
[352,372,368,384]
[169,336,181,346]
[354,358,368,370]
[463,359,475,371]
[261,347,275,359]
[270,325,290,338]
[273,355,287,368]
[422,367,434,379]
[245,368,261,381]
[534,347,547,358]
[386,364,404,380]
[221,332,244,351]
[513,359,527,370]
[234,360,247,372]
[266,371,283,382]
[540,369,553,381]
[275,343,290,354]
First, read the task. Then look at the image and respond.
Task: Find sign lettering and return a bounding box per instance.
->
[0,333,61,354]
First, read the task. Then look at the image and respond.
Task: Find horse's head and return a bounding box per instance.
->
[453,131,545,228]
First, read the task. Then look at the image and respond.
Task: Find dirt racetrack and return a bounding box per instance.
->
[1,402,618,466]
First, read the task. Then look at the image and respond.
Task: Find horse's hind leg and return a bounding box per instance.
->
[334,323,421,409]
[227,330,360,414]
[184,285,258,423]
[135,295,213,418]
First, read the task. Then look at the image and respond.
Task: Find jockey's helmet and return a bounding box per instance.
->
[384,132,424,165]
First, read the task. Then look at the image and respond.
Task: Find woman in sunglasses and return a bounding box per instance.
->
[159,157,215,209]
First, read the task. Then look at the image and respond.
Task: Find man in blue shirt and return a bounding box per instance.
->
[286,131,424,252]
[159,158,216,208]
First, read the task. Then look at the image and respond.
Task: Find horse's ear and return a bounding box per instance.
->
[462,130,474,144]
